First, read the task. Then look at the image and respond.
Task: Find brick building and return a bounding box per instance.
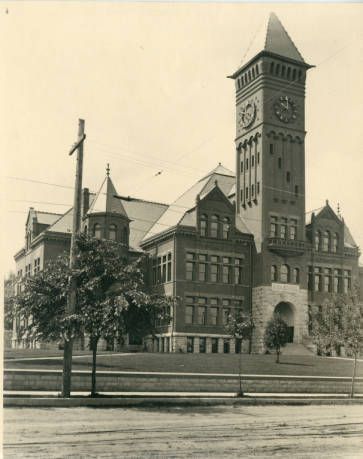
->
[12,13,360,353]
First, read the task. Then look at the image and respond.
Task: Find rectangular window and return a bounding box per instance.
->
[286,171,291,182]
[223,339,230,354]
[270,216,278,237]
[240,161,243,172]
[234,263,243,284]
[157,257,162,283]
[222,258,231,284]
[246,187,249,200]
[199,337,206,353]
[210,307,218,325]
[246,158,249,170]
[251,155,255,167]
[210,256,219,282]
[167,253,172,282]
[278,157,282,169]
[289,219,297,240]
[187,337,194,353]
[162,255,167,283]
[314,267,322,292]
[280,218,287,239]
[211,338,218,353]
[223,304,231,325]
[251,184,255,197]
[198,254,207,282]
[269,144,274,155]
[185,306,194,324]
[240,189,243,202]
[257,182,260,194]
[186,253,196,281]
[324,268,331,292]
[257,152,260,164]
[197,306,207,325]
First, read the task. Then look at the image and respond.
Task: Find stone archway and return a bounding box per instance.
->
[274,302,295,343]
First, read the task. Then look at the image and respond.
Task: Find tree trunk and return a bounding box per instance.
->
[91,336,99,397]
[350,351,358,398]
[237,345,244,397]
[276,347,280,364]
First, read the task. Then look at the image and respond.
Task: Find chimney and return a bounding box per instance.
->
[82,188,90,217]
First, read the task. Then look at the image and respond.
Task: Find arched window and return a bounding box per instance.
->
[332,233,339,252]
[322,231,330,252]
[210,215,219,238]
[292,268,300,284]
[84,225,88,234]
[222,217,230,239]
[200,214,208,237]
[314,231,321,251]
[280,265,290,283]
[109,224,117,241]
[292,68,296,81]
[270,62,275,74]
[94,223,101,239]
[271,265,278,282]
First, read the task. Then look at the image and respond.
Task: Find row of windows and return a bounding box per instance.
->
[269,62,303,82]
[185,296,244,326]
[199,215,230,239]
[240,152,260,172]
[270,216,298,240]
[271,265,300,284]
[186,337,239,354]
[87,223,128,243]
[34,258,41,274]
[152,253,172,285]
[236,63,260,89]
[314,231,339,253]
[186,253,245,284]
[308,267,351,293]
[240,182,260,202]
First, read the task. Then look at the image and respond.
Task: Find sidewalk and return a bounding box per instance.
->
[4,390,363,407]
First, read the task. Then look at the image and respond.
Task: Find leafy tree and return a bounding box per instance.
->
[4,272,16,330]
[310,291,363,397]
[310,296,343,356]
[264,314,289,363]
[225,312,254,396]
[14,233,172,396]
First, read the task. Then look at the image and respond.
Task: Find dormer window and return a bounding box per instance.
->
[200,214,207,237]
[322,231,330,252]
[109,224,117,241]
[332,233,339,252]
[210,215,219,238]
[222,217,230,239]
[94,223,101,239]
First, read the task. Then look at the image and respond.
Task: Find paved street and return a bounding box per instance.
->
[4,405,363,458]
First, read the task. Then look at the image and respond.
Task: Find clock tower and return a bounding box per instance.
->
[230,13,314,351]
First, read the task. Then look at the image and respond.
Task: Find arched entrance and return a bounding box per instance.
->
[274,302,294,343]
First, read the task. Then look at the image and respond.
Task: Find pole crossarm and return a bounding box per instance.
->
[69,134,86,156]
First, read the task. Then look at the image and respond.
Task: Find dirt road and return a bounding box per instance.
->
[4,405,363,458]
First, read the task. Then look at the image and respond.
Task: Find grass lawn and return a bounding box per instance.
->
[4,350,363,377]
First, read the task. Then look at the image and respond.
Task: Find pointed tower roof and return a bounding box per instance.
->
[87,165,128,218]
[231,12,311,77]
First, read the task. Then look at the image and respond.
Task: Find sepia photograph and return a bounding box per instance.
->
[2,2,363,457]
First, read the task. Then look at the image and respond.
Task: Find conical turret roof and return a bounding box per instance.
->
[87,167,128,218]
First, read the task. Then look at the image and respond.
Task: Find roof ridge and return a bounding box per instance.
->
[35,210,63,216]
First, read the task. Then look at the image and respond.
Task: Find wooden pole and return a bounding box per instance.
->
[62,119,85,398]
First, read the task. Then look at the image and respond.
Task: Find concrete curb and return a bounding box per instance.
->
[4,396,363,408]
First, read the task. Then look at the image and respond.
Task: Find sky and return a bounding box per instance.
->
[1,2,362,275]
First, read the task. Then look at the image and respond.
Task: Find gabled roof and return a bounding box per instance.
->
[232,12,308,77]
[87,174,128,217]
[36,211,62,225]
[142,164,236,242]
[46,208,73,234]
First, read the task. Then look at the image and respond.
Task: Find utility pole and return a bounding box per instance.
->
[62,119,86,398]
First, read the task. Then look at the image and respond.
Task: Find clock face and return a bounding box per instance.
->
[238,100,256,129]
[274,96,297,123]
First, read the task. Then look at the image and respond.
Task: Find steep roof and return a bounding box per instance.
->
[46,208,73,234]
[122,199,168,250]
[232,12,307,76]
[87,174,128,217]
[36,211,62,225]
[142,164,236,242]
